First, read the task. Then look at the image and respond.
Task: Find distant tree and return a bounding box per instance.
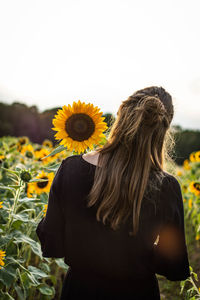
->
[0,101,199,166]
[173,126,200,165]
[0,103,14,136]
[39,107,61,145]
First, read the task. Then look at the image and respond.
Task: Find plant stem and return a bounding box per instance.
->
[189,275,200,296]
[5,179,24,234]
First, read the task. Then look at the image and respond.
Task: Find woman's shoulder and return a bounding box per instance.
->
[61,154,82,170]
[159,171,183,209]
[62,154,79,163]
[161,171,181,189]
[61,154,96,175]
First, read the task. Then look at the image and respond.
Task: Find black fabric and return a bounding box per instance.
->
[36,154,190,300]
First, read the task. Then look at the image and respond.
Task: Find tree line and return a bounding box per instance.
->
[0,101,199,165]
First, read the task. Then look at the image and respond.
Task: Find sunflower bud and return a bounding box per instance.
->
[25,151,33,158]
[20,170,32,183]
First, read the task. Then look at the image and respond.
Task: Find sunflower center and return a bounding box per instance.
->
[20,139,26,145]
[194,183,200,191]
[37,176,49,189]
[65,113,95,141]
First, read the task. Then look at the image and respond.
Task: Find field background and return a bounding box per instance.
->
[0,122,200,299]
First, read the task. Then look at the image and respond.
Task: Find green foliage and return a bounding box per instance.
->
[0,137,69,299]
[173,126,200,165]
[0,136,199,299]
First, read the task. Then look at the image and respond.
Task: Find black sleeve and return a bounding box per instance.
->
[152,175,190,281]
[36,159,67,258]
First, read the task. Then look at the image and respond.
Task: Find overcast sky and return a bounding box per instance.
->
[0,0,200,130]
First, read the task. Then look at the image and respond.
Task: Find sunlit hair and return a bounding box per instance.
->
[86,86,175,236]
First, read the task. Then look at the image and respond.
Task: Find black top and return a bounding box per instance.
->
[36,154,190,300]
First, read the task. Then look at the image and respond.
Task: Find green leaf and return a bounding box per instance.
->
[49,274,56,286]
[42,162,61,172]
[29,178,48,183]
[0,184,15,192]
[180,280,186,294]
[7,185,21,190]
[38,262,50,274]
[40,192,48,202]
[41,145,67,159]
[0,291,15,300]
[19,209,35,214]
[0,265,16,287]
[18,197,38,203]
[12,220,23,230]
[20,272,31,289]
[39,284,55,296]
[6,257,28,273]
[27,266,48,279]
[15,166,23,172]
[0,167,19,175]
[13,213,29,223]
[54,258,68,271]
[0,234,13,247]
[193,272,198,281]
[0,291,13,300]
[13,233,43,259]
[27,272,40,286]
[14,285,25,300]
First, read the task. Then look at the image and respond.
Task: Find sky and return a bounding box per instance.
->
[0,0,200,130]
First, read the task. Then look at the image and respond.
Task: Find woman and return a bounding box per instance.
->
[36,86,190,300]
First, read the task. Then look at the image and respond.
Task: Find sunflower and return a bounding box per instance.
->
[43,204,48,217]
[37,147,61,163]
[27,182,36,198]
[189,152,196,162]
[0,250,6,269]
[20,144,34,158]
[45,151,61,163]
[176,170,182,176]
[34,148,51,164]
[188,198,193,209]
[196,233,200,241]
[42,139,53,148]
[183,159,191,170]
[0,201,3,208]
[31,170,54,195]
[52,100,108,154]
[195,150,200,162]
[18,136,29,145]
[189,181,200,196]
[182,184,188,193]
[34,147,43,159]
[17,136,29,151]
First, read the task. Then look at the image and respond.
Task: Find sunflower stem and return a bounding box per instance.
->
[5,179,24,235]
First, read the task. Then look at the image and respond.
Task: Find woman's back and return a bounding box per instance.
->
[36,86,190,299]
[36,154,190,300]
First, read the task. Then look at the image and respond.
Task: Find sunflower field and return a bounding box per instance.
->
[0,101,200,299]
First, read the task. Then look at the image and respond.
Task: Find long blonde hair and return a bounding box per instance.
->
[86,86,175,236]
